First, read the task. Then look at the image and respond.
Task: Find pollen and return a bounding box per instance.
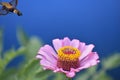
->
[57,46,81,71]
[57,46,80,61]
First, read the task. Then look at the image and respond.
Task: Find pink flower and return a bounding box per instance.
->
[36,37,100,78]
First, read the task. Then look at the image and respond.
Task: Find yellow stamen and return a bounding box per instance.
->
[57,46,81,61]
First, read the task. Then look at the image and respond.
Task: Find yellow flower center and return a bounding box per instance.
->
[57,46,81,71]
[57,46,81,61]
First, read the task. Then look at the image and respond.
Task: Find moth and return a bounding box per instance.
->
[0,0,22,16]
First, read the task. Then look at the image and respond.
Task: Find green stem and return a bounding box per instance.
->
[65,77,72,80]
[68,78,72,80]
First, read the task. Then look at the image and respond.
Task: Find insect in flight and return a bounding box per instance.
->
[0,0,22,16]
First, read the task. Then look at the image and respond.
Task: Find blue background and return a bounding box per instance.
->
[0,0,120,79]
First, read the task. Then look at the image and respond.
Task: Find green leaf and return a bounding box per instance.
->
[75,71,90,80]
[0,68,19,80]
[18,59,40,79]
[35,70,53,80]
[53,73,66,80]
[87,65,97,74]
[2,48,24,70]
[26,37,43,59]
[0,28,3,57]
[75,66,97,80]
[0,58,4,75]
[16,46,27,55]
[102,53,120,70]
[92,70,112,80]
[3,48,17,66]
[17,27,29,46]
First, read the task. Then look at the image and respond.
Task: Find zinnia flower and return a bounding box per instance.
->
[36,37,100,78]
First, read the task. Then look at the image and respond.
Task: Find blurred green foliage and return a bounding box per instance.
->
[0,28,120,80]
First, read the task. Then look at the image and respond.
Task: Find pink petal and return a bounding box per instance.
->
[40,58,57,70]
[70,39,80,48]
[53,68,61,72]
[66,68,78,78]
[43,45,58,58]
[36,54,42,59]
[38,47,57,64]
[79,52,99,70]
[53,39,62,51]
[79,44,95,60]
[78,42,86,52]
[66,71,75,78]
[62,37,71,46]
[54,68,76,78]
[37,45,58,70]
[39,51,54,63]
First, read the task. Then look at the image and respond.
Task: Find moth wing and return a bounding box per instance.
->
[9,0,18,7]
[0,8,9,15]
